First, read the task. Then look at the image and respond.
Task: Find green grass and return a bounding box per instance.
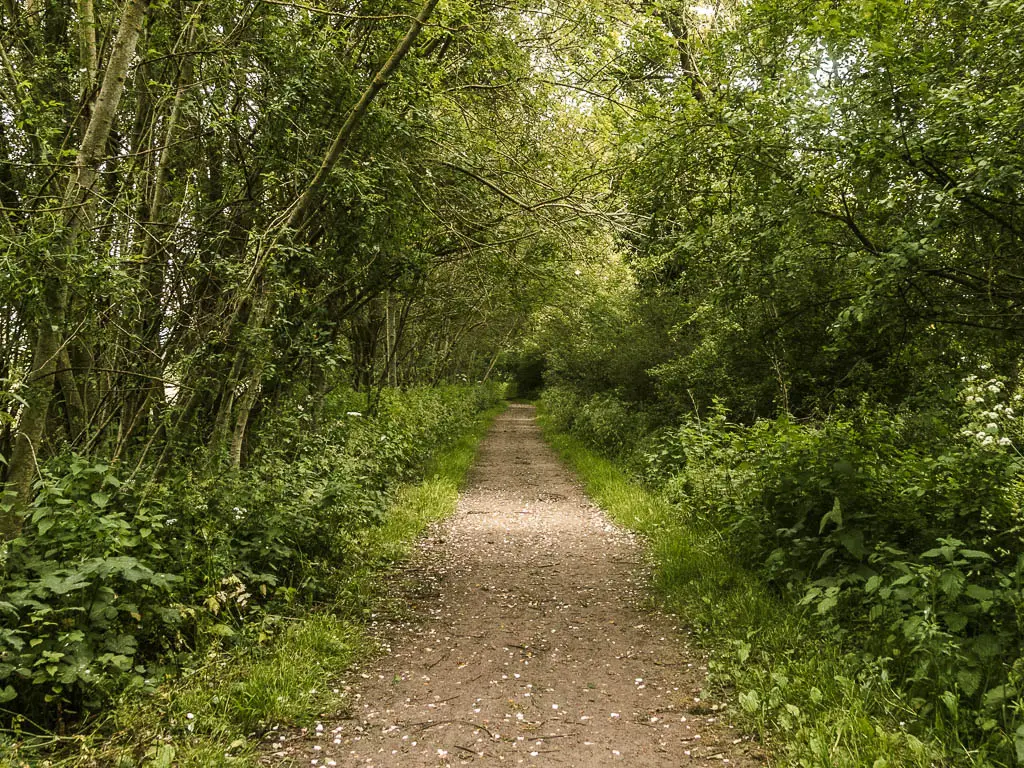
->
[538,416,945,768]
[2,404,504,768]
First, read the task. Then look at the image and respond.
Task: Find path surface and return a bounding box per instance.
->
[263,405,761,766]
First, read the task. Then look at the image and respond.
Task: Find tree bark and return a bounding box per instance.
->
[77,0,98,93]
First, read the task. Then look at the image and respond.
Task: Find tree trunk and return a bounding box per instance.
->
[228,378,260,470]
[2,0,149,528]
[280,0,441,235]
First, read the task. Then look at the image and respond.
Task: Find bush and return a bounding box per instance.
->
[541,386,651,459]
[544,382,1024,764]
[0,383,503,727]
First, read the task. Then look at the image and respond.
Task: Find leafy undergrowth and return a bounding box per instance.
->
[539,413,945,768]
[0,403,504,767]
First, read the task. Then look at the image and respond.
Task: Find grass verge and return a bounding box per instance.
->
[6,404,504,768]
[538,415,945,768]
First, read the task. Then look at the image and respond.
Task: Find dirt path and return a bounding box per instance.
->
[263,405,761,766]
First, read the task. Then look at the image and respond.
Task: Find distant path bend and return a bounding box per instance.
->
[264,404,760,766]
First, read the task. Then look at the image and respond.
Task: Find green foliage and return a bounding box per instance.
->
[0,384,503,728]
[0,458,182,717]
[541,418,940,767]
[542,386,1024,765]
[1,393,500,768]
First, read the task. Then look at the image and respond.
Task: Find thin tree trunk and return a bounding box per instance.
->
[3,0,149,525]
[56,348,87,442]
[228,378,259,470]
[77,0,98,92]
[280,0,441,235]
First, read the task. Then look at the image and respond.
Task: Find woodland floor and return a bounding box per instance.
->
[261,405,764,767]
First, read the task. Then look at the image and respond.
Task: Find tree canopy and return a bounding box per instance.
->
[3,0,1024,762]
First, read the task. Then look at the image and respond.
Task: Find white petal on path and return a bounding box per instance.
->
[260,405,762,766]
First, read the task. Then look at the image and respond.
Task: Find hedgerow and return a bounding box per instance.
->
[0,384,503,728]
[542,382,1024,766]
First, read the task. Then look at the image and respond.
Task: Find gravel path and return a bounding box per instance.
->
[263,404,761,766]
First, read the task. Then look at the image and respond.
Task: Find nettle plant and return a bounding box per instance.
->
[0,457,181,717]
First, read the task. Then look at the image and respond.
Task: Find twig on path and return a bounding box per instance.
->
[408,719,496,739]
[426,652,453,669]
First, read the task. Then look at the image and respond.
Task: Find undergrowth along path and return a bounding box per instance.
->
[264,404,761,766]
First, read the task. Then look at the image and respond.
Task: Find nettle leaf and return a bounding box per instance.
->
[959,549,994,561]
[957,668,982,696]
[971,634,1003,660]
[836,528,866,558]
[943,611,969,633]
[938,569,964,599]
[819,497,843,533]
[964,584,996,602]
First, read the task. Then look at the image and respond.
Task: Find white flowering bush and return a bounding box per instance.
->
[959,373,1024,451]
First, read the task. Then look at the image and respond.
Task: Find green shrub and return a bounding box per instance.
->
[0,383,503,728]
[543,380,1024,764]
[541,386,651,459]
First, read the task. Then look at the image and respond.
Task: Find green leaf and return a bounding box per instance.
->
[210,623,236,637]
[738,689,761,713]
[819,497,843,533]
[836,528,866,558]
[957,669,981,696]
[938,569,963,599]
[90,492,110,508]
[964,584,995,602]
[736,641,751,664]
[943,611,968,633]
[817,595,838,614]
[0,685,16,703]
[958,549,993,560]
[982,684,1016,709]
[145,743,176,768]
